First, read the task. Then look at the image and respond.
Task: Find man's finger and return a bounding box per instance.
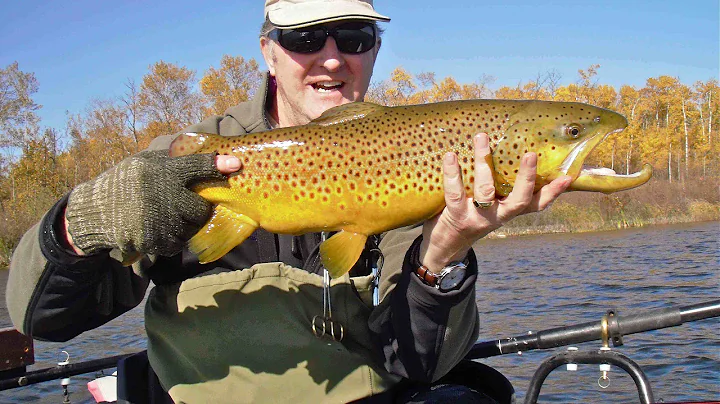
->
[501,152,537,213]
[472,133,496,206]
[525,175,572,212]
[216,155,242,175]
[442,152,466,209]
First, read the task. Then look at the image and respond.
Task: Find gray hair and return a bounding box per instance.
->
[260,16,275,38]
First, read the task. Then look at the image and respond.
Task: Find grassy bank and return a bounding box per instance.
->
[492,178,719,237]
[1,178,718,270]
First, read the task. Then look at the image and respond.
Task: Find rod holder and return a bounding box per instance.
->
[523,349,653,404]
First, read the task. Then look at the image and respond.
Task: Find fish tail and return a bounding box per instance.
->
[319,231,368,278]
[189,205,259,263]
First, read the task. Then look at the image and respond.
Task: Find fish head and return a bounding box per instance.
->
[494,101,650,195]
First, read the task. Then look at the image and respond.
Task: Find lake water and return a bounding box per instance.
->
[1,221,718,403]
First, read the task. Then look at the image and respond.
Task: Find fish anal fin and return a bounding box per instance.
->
[169,132,218,157]
[189,205,259,263]
[310,102,385,127]
[319,231,368,278]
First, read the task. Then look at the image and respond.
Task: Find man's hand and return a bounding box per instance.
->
[64,151,241,257]
[420,133,572,272]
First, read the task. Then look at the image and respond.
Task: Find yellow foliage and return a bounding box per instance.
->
[200,55,261,115]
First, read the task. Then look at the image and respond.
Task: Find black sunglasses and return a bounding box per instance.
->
[270,22,377,54]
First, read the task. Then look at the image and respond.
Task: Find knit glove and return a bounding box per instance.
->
[65,150,225,257]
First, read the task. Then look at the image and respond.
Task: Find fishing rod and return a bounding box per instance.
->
[0,353,135,391]
[1,300,717,393]
[467,299,720,359]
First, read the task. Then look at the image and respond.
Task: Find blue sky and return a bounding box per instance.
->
[1,0,718,133]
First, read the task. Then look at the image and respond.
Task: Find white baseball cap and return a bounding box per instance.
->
[264,0,390,29]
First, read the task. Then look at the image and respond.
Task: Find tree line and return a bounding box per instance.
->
[0,57,718,267]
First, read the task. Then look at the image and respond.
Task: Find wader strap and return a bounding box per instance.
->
[255,229,279,262]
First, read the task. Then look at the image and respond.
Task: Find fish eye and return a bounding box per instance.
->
[566,124,582,139]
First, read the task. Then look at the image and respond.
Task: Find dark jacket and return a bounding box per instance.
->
[6,73,480,389]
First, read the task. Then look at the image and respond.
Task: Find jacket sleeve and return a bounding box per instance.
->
[6,194,150,342]
[5,114,234,342]
[368,225,480,382]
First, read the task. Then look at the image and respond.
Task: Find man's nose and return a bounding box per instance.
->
[318,37,345,72]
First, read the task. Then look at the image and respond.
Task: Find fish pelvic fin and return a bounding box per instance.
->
[169,132,217,157]
[319,231,368,278]
[189,205,259,263]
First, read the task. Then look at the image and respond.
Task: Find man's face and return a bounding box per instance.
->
[261,21,380,127]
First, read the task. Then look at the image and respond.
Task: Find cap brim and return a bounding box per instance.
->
[268,1,390,29]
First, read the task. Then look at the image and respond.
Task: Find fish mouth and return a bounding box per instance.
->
[561,126,653,194]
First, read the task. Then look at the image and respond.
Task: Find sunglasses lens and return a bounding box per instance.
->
[275,22,376,54]
[279,28,326,53]
[334,23,376,54]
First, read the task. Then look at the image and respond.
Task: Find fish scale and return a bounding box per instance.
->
[170,99,652,277]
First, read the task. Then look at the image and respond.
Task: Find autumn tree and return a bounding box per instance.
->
[0,62,41,150]
[366,67,420,106]
[138,61,205,138]
[616,85,644,175]
[494,80,551,100]
[122,79,143,146]
[67,98,140,180]
[200,55,262,115]
[414,74,495,102]
[693,79,720,177]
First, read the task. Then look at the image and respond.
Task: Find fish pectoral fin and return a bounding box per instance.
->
[169,132,219,157]
[189,205,259,263]
[310,102,386,127]
[319,231,368,278]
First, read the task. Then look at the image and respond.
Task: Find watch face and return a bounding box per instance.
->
[439,266,466,291]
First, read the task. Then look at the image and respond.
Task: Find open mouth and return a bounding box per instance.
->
[563,128,653,193]
[312,81,344,92]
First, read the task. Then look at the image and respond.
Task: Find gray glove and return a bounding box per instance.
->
[66,150,225,257]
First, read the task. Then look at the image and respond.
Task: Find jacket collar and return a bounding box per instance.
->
[223,72,273,134]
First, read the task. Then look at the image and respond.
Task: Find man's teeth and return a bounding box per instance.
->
[314,81,343,92]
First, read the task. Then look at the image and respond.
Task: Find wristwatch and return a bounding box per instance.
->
[414,261,468,292]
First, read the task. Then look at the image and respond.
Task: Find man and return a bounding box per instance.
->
[7,1,571,402]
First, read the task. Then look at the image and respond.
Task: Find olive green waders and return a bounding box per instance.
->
[145,263,401,403]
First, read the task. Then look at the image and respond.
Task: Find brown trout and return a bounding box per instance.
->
[169,100,652,277]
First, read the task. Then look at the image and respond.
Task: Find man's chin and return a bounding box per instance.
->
[310,97,353,115]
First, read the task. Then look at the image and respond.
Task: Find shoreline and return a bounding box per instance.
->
[488,217,719,239]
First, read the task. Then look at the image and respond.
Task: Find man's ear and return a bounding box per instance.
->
[373,38,382,59]
[260,36,276,76]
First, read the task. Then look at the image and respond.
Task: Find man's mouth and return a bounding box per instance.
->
[312,81,344,92]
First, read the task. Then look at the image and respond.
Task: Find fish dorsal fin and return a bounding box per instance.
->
[310,102,386,127]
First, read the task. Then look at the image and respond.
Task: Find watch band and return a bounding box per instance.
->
[414,265,439,287]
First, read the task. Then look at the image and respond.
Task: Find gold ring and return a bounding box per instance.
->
[473,199,494,209]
